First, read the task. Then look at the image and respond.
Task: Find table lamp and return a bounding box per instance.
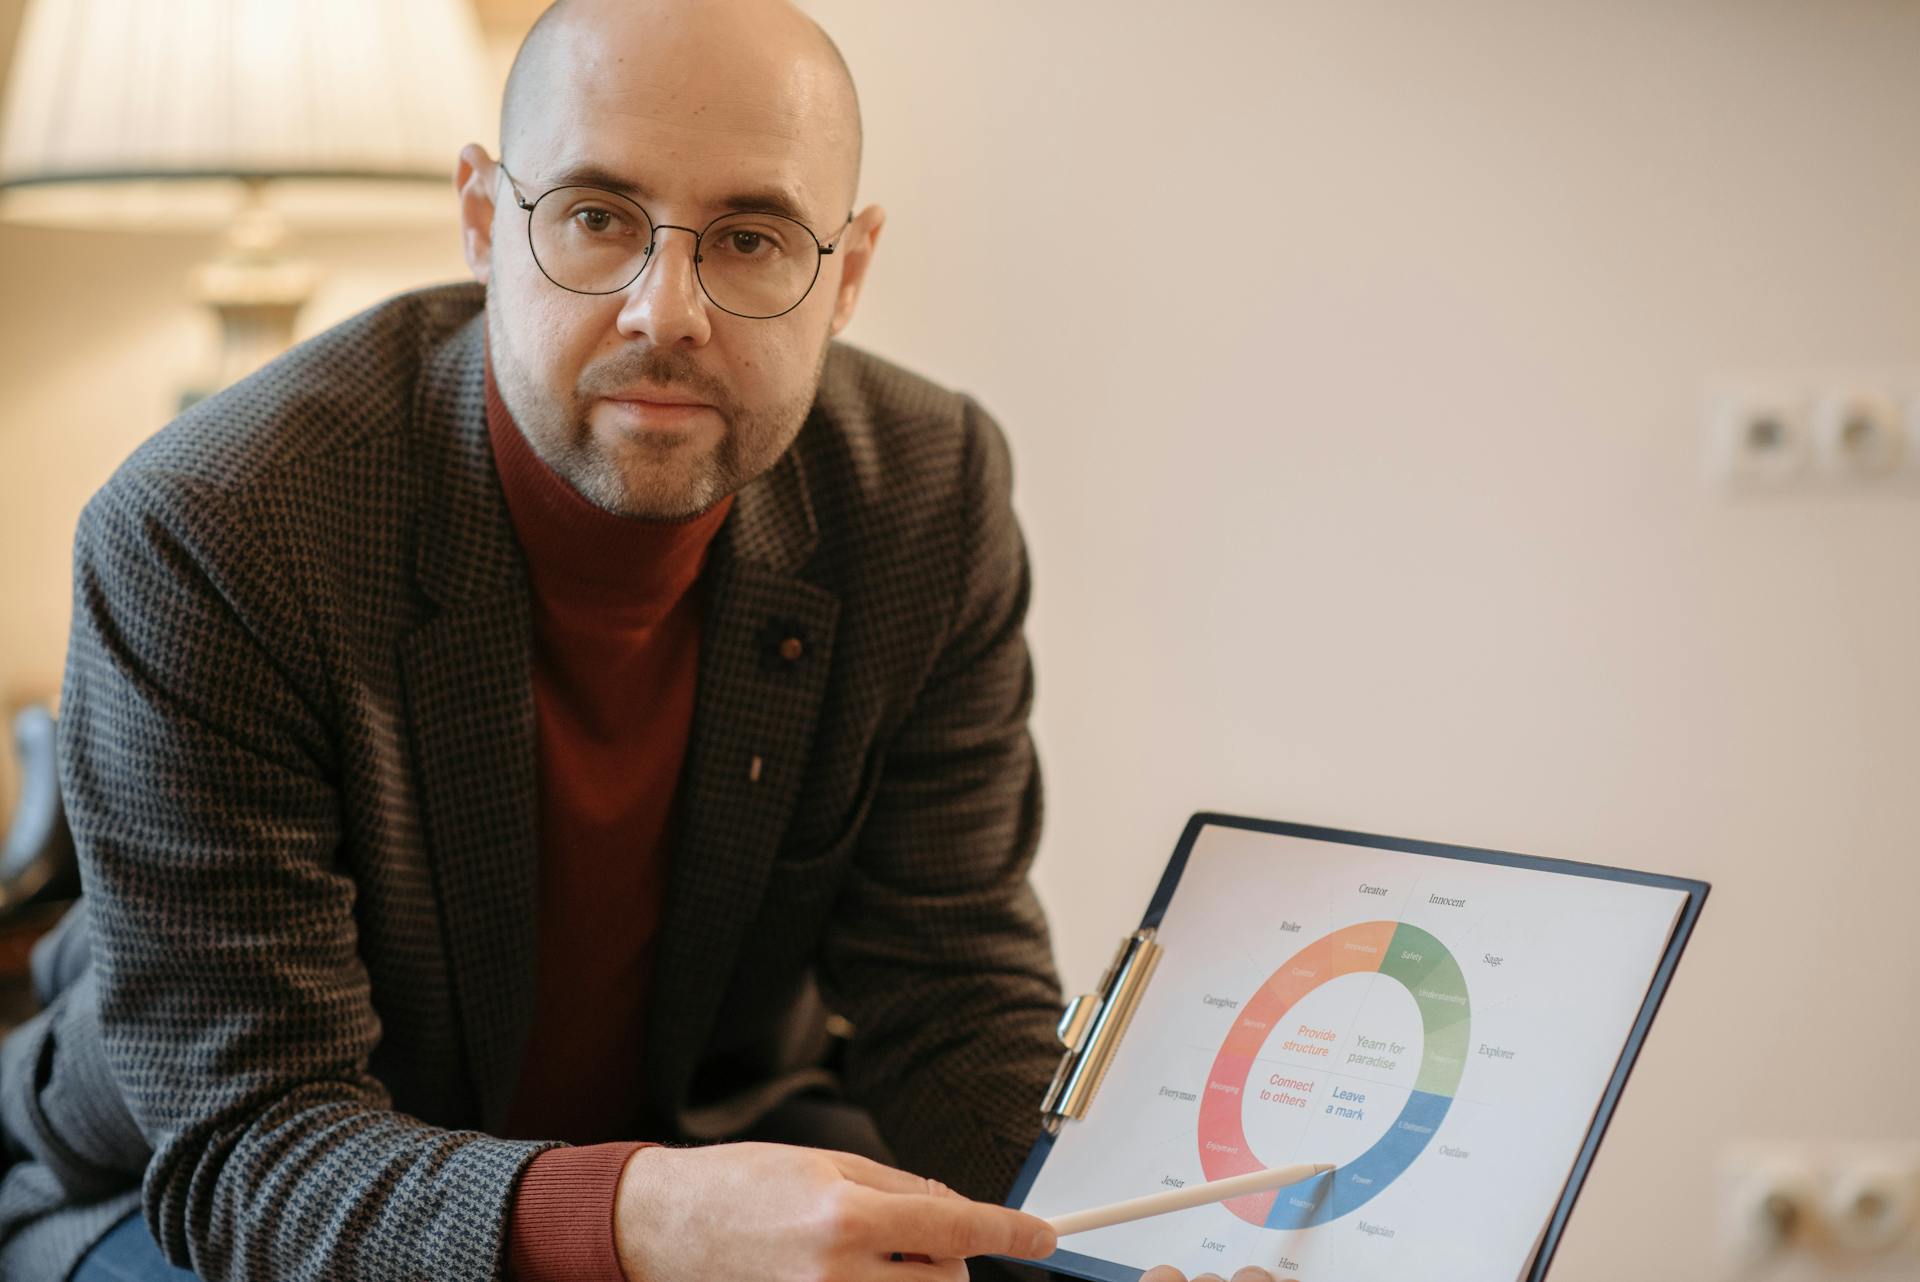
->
[0,0,492,400]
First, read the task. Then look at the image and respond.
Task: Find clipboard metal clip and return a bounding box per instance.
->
[1040,926,1162,1135]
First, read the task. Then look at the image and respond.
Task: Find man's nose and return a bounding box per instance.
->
[616,225,712,347]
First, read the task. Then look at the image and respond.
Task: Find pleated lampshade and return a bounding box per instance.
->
[0,0,493,229]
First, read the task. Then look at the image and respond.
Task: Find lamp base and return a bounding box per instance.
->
[179,186,316,410]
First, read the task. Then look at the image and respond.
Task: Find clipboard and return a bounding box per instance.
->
[1004,812,1709,1282]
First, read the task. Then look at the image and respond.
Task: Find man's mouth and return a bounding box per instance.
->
[594,394,718,436]
[602,388,711,408]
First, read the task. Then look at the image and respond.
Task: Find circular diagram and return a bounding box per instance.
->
[1198,920,1470,1229]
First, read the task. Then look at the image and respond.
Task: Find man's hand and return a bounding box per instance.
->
[613,1142,1059,1282]
[1141,1268,1287,1282]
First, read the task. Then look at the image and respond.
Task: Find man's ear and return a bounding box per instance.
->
[454,143,500,285]
[828,203,886,337]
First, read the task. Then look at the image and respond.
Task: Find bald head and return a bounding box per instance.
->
[463,0,889,522]
[501,0,863,207]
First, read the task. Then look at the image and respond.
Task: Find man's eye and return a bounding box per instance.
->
[726,230,767,255]
[574,208,624,233]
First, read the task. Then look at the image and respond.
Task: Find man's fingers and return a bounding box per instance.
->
[1142,1265,1279,1282]
[850,1255,967,1282]
[859,1189,1057,1259]
[892,1256,969,1282]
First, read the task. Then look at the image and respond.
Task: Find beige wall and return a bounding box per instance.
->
[4,2,1918,1279]
[817,4,1920,1278]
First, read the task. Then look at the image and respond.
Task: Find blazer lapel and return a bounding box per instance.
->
[396,312,540,1134]
[646,442,839,1126]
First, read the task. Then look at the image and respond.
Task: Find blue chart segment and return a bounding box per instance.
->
[1263,1090,1454,1228]
[1199,920,1471,1228]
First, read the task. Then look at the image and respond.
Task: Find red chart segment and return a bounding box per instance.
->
[1198,920,1469,1229]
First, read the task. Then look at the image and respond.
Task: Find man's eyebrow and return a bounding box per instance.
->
[713,187,816,228]
[545,164,823,230]
[549,163,654,202]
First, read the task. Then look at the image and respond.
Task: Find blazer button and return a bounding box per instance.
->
[759,618,811,673]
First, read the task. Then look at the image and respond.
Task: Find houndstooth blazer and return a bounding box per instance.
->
[0,282,1063,1281]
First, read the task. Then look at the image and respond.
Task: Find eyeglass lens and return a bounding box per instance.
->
[525,186,823,318]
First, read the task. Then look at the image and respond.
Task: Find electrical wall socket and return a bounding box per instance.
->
[1720,1155,1819,1264]
[1720,1147,1920,1279]
[1811,391,1904,476]
[1704,376,1920,493]
[1707,389,1807,486]
[1825,1161,1919,1255]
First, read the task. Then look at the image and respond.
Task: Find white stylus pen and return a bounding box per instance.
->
[1045,1162,1337,1236]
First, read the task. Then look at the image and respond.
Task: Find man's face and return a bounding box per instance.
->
[461,7,877,521]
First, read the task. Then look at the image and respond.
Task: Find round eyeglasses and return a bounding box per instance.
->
[500,163,851,319]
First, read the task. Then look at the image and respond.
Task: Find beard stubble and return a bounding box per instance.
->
[492,306,831,522]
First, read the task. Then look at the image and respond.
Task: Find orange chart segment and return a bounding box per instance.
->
[1220,921,1392,1057]
[1326,919,1398,977]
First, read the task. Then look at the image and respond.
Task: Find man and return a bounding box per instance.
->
[1,1,1080,1278]
[0,3,1284,1279]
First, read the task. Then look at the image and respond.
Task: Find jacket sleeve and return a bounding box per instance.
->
[0,952,146,1200]
[59,465,555,1282]
[813,397,1065,1204]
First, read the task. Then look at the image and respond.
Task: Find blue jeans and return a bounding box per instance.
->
[73,1211,201,1282]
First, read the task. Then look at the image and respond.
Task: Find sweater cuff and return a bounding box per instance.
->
[507,1141,653,1282]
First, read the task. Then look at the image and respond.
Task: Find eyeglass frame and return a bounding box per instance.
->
[498,161,854,320]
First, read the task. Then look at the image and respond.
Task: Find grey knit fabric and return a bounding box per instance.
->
[0,282,1063,1281]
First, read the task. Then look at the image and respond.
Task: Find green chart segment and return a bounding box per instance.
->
[1198,920,1470,1228]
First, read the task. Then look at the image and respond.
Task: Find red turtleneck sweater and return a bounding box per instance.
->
[485,351,731,1282]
